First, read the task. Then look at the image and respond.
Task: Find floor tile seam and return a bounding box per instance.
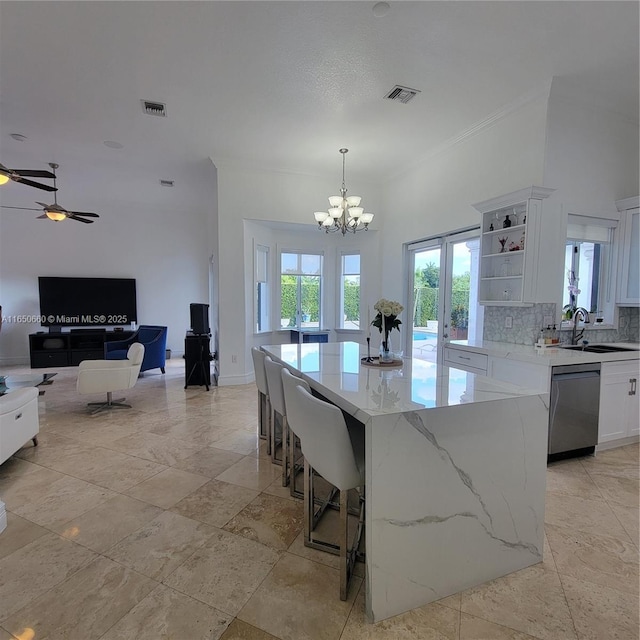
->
[554,570,589,640]
[544,519,639,545]
[457,610,545,640]
[579,461,640,483]
[553,564,639,598]
[0,542,101,628]
[158,575,240,619]
[0,626,18,640]
[544,520,636,547]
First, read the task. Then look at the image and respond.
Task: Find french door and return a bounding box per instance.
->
[406,228,482,363]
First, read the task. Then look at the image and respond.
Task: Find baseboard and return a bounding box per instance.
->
[596,435,639,452]
[218,373,254,387]
[0,356,30,366]
[0,500,6,535]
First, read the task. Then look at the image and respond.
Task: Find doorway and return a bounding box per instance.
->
[406,229,483,364]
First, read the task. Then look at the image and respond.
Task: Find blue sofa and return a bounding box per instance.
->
[105,325,168,373]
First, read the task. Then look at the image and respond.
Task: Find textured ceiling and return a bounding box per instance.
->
[0,1,637,209]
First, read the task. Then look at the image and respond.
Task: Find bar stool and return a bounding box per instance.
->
[284,383,365,601]
[263,356,287,480]
[281,367,310,498]
[250,347,271,454]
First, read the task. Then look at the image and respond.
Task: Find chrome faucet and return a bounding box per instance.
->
[571,307,590,345]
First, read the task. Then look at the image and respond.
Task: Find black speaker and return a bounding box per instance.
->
[190,303,210,335]
[184,334,211,386]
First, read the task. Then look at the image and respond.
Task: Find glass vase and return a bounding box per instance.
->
[380,334,393,362]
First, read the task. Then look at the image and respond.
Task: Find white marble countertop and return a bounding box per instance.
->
[448,339,640,366]
[262,342,544,420]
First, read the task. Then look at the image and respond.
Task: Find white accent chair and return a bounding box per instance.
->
[77,343,145,414]
[284,383,365,601]
[251,347,270,452]
[0,387,39,466]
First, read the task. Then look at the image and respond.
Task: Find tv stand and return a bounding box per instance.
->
[29,330,135,368]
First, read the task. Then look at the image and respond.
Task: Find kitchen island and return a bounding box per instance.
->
[262,342,549,622]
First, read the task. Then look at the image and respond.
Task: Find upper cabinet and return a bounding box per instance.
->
[616,196,640,306]
[473,186,555,306]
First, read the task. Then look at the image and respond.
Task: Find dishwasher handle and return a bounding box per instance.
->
[552,371,600,382]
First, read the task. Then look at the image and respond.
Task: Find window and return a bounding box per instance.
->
[340,253,360,328]
[255,245,269,332]
[563,215,616,322]
[280,252,322,329]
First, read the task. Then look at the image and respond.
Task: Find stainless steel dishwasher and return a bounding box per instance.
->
[548,363,601,461]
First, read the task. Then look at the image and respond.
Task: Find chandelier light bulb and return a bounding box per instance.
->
[361,213,374,224]
[322,216,334,227]
[328,195,343,208]
[349,207,364,219]
[329,207,342,218]
[314,211,328,222]
[346,196,361,207]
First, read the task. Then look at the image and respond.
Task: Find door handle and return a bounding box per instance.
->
[630,378,637,396]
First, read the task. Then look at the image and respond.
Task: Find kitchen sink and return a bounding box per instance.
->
[561,344,639,353]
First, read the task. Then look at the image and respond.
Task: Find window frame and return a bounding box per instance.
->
[254,243,270,334]
[279,250,324,330]
[338,251,361,330]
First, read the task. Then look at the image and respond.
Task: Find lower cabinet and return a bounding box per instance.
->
[598,360,640,444]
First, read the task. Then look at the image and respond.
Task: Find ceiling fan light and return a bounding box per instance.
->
[314,211,329,222]
[346,196,361,207]
[46,210,67,221]
[349,207,363,218]
[361,213,374,224]
[0,174,10,186]
[329,207,342,219]
[328,196,343,208]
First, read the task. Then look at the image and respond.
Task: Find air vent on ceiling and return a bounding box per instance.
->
[159,179,174,187]
[384,85,421,104]
[142,100,167,117]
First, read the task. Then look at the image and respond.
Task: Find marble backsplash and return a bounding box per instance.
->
[483,304,639,346]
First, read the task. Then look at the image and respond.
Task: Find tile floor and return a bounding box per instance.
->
[0,360,638,640]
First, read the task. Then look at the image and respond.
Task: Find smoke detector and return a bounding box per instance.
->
[384,85,421,104]
[141,100,167,117]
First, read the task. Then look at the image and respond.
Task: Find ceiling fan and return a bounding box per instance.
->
[0,162,57,192]
[1,163,100,223]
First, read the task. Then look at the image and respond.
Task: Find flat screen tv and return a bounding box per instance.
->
[38,277,137,327]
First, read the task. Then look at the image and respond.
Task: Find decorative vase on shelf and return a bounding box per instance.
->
[503,214,512,228]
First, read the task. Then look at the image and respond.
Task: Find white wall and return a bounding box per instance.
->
[379,97,549,297]
[541,78,640,312]
[216,164,383,385]
[0,179,214,365]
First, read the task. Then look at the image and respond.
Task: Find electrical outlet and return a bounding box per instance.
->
[505,316,513,328]
[231,354,237,363]
[543,315,553,326]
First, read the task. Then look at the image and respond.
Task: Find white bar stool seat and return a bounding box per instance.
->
[250,347,271,453]
[284,383,365,601]
[264,356,287,477]
[281,367,311,498]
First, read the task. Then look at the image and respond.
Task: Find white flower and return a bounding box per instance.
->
[374,298,404,317]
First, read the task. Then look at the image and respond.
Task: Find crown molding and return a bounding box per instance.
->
[472,186,556,213]
[616,196,640,211]
[388,80,553,183]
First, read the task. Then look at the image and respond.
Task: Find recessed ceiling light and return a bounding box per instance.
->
[372,2,390,17]
[9,133,27,142]
[103,140,124,149]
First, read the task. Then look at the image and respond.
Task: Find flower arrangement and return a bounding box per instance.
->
[371,298,403,356]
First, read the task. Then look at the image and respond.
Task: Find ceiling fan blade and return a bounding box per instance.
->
[36,214,48,219]
[69,215,94,223]
[69,211,99,217]
[1,205,42,211]
[13,177,57,192]
[13,169,56,179]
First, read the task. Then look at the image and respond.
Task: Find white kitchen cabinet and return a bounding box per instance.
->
[473,186,555,306]
[598,360,640,444]
[615,197,639,306]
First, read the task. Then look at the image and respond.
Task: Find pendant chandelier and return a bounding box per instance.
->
[313,148,374,235]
